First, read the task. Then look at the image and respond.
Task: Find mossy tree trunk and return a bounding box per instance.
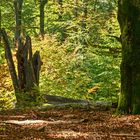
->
[117,0,140,114]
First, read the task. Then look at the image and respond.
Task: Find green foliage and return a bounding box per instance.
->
[15,88,45,108]
[35,0,121,102]
[0,0,121,109]
[0,47,5,64]
[34,34,121,102]
[0,91,16,110]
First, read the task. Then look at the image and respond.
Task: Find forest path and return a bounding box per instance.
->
[0,107,140,140]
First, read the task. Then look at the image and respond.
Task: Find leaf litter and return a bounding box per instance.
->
[0,108,140,140]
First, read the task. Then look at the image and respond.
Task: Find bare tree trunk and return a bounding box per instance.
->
[40,0,48,39]
[14,0,23,46]
[1,29,42,94]
[32,51,42,86]
[16,36,42,91]
[0,29,19,92]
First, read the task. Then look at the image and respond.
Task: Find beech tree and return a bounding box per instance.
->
[117,0,140,114]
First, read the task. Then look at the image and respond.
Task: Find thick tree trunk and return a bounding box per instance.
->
[117,0,140,114]
[40,0,48,39]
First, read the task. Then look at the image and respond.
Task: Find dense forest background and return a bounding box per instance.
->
[0,0,121,109]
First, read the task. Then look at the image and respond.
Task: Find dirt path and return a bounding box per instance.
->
[0,108,140,140]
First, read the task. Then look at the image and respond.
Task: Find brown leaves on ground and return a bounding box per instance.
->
[0,108,140,140]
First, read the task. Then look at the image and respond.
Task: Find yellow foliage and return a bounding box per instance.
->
[88,85,99,94]
[85,85,100,100]
[0,64,13,92]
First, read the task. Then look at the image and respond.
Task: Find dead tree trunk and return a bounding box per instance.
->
[32,51,42,86]
[0,29,19,92]
[16,36,42,92]
[0,29,42,93]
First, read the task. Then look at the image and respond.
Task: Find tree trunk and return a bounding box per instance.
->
[0,29,19,92]
[40,0,48,39]
[0,5,2,45]
[14,0,23,47]
[16,36,42,91]
[1,29,42,94]
[117,0,140,114]
[32,51,42,86]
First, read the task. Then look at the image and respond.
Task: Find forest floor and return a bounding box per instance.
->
[0,107,140,140]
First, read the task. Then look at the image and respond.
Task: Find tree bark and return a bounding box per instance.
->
[0,29,19,92]
[16,36,42,91]
[32,51,42,86]
[0,6,1,44]
[117,0,140,114]
[40,0,48,39]
[1,29,42,93]
[14,0,23,46]
[24,36,36,91]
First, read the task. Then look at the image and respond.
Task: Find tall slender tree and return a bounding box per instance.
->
[40,0,48,39]
[14,0,23,46]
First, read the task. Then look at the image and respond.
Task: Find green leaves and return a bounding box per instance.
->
[0,0,121,108]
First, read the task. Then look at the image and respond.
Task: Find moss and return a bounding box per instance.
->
[117,0,140,115]
[132,104,140,114]
[117,93,128,114]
